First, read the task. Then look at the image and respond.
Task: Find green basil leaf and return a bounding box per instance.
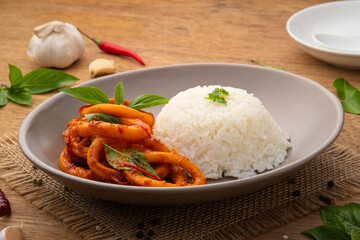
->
[332,78,360,114]
[7,87,32,106]
[333,77,346,100]
[0,89,9,107]
[128,94,169,109]
[59,86,111,105]
[8,64,23,87]
[102,142,159,180]
[103,142,131,170]
[129,151,159,180]
[302,225,349,240]
[342,92,360,114]
[21,68,79,94]
[351,230,360,240]
[84,113,121,124]
[114,81,125,105]
[322,203,360,232]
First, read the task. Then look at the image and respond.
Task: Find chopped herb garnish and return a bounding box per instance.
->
[206,88,229,105]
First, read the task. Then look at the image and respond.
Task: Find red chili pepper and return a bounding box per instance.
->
[78,29,145,66]
[0,189,11,217]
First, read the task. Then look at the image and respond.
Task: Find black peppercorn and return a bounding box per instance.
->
[327,180,334,188]
[136,231,144,239]
[293,190,300,197]
[318,195,332,205]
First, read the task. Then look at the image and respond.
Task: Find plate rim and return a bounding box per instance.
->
[18,62,344,195]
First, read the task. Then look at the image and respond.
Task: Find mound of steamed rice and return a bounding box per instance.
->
[152,85,291,179]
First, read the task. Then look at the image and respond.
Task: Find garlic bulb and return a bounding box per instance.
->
[0,225,23,240]
[27,21,85,69]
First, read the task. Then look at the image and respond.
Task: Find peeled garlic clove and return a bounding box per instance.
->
[89,59,116,77]
[27,21,85,69]
[0,225,22,240]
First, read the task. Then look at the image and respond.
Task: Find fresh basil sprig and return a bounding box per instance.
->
[333,77,360,115]
[0,64,79,107]
[302,202,360,240]
[60,81,170,109]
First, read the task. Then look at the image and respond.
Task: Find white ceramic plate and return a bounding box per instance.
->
[286,1,360,69]
[18,63,343,205]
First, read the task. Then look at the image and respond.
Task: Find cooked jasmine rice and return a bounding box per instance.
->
[152,85,291,179]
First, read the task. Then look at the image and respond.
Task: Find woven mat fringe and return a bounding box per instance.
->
[0,134,117,240]
[1,132,360,240]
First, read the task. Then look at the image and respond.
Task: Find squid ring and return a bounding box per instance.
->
[74,119,151,141]
[59,146,101,181]
[62,126,91,159]
[79,104,155,127]
[124,152,206,187]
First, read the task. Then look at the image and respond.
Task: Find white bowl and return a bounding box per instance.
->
[18,63,343,205]
[286,1,360,69]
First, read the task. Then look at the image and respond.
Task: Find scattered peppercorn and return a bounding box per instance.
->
[95,225,102,231]
[327,180,334,188]
[282,235,289,240]
[293,190,300,197]
[0,189,11,217]
[151,218,161,226]
[36,178,43,185]
[318,195,332,205]
[148,229,155,237]
[136,231,144,239]
[137,222,145,229]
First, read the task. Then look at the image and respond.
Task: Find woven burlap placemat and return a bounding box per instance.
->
[1,133,360,240]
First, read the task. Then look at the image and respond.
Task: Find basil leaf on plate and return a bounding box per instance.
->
[84,113,121,124]
[8,64,23,88]
[128,94,169,109]
[0,89,9,106]
[6,87,32,106]
[60,86,111,105]
[21,68,79,94]
[114,81,125,105]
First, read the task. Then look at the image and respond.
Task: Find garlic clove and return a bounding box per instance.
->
[0,225,22,240]
[27,21,85,69]
[89,59,116,77]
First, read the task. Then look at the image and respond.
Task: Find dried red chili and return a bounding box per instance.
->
[0,188,11,217]
[78,29,146,66]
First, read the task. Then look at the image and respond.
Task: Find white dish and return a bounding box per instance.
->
[286,1,360,69]
[18,63,343,205]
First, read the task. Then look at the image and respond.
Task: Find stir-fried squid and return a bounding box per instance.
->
[60,102,206,187]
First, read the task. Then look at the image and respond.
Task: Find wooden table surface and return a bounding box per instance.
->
[1,0,360,239]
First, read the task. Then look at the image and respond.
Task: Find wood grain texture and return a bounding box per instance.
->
[0,0,360,239]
